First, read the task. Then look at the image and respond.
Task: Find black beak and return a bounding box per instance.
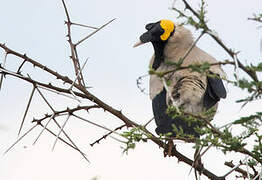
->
[133,31,152,48]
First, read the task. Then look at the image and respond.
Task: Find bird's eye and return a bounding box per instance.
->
[145,23,155,30]
[151,26,164,36]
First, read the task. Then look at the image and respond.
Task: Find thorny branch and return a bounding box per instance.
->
[1,0,262,180]
[0,15,223,180]
[62,0,85,87]
[172,0,259,83]
[90,125,126,147]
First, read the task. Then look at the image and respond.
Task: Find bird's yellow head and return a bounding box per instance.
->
[133,19,175,47]
[159,19,175,41]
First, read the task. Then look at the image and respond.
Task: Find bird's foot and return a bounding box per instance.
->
[163,139,174,157]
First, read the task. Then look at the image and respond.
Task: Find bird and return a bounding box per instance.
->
[133,19,227,138]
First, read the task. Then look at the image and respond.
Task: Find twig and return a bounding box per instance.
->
[0,67,87,101]
[109,135,126,144]
[4,124,38,154]
[245,156,251,179]
[248,16,262,23]
[34,82,55,112]
[72,114,121,136]
[40,123,87,155]
[69,89,81,103]
[182,0,198,16]
[51,118,89,162]
[18,86,36,136]
[75,18,116,46]
[160,60,235,77]
[73,48,86,88]
[143,117,154,127]
[71,22,98,29]
[0,53,8,90]
[223,156,248,178]
[62,0,85,87]
[253,169,262,180]
[16,60,26,73]
[68,58,88,103]
[33,114,55,145]
[38,85,81,101]
[199,143,212,159]
[0,50,135,127]
[182,31,205,60]
[32,105,100,123]
[52,113,71,151]
[171,0,178,8]
[136,74,149,95]
[0,43,75,84]
[164,142,225,180]
[225,161,249,178]
[69,58,88,90]
[189,146,203,176]
[177,0,259,82]
[90,124,126,147]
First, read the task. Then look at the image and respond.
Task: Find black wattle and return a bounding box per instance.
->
[152,41,166,70]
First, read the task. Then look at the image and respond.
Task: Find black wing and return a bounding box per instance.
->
[203,73,227,110]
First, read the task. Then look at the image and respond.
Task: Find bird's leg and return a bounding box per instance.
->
[167,139,174,157]
[163,138,174,157]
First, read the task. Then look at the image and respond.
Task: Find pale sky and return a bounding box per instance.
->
[0,0,262,180]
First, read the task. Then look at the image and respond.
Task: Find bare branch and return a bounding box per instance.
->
[223,156,248,178]
[71,22,98,29]
[16,60,26,74]
[72,114,122,136]
[176,0,259,82]
[33,114,55,145]
[0,53,8,90]
[90,125,126,147]
[0,43,75,85]
[32,105,100,123]
[4,124,38,154]
[75,18,116,46]
[225,161,250,179]
[52,114,71,151]
[40,123,87,155]
[182,31,205,60]
[51,118,89,162]
[34,84,55,112]
[69,58,88,90]
[38,86,81,101]
[143,117,154,127]
[18,86,36,136]
[61,0,84,87]
[136,74,149,95]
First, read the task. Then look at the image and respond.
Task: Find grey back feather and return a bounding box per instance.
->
[149,25,225,114]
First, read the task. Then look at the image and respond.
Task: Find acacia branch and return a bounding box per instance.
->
[179,0,259,82]
[2,1,261,179]
[18,86,36,136]
[140,128,225,180]
[225,161,250,179]
[32,105,100,123]
[75,18,116,46]
[61,0,85,87]
[0,43,74,84]
[90,125,126,147]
